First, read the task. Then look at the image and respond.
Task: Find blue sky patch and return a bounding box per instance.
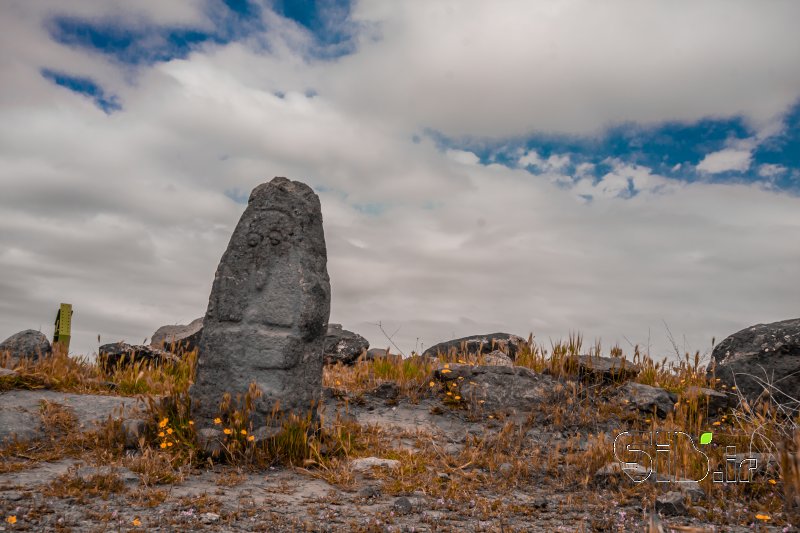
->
[40,69,121,113]
[46,1,265,67]
[272,0,358,59]
[426,99,800,195]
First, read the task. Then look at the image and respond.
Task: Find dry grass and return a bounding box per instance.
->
[3,331,799,528]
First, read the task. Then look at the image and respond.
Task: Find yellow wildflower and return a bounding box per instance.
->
[223,428,232,435]
[755,513,770,521]
[769,479,777,485]
[158,418,168,428]
[248,435,255,442]
[133,517,142,526]
[159,442,167,449]
[158,431,165,437]
[429,381,435,387]
[167,428,173,435]
[241,429,247,435]
[454,395,461,400]
[7,516,17,524]
[214,417,222,425]
[441,369,452,374]
[188,420,194,425]
[167,442,173,447]
[712,421,721,426]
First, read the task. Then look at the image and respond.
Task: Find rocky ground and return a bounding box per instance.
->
[0,380,791,532]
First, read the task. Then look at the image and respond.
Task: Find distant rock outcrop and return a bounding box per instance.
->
[423,333,527,360]
[708,318,800,404]
[0,330,52,367]
[150,317,203,354]
[98,342,179,371]
[323,324,369,365]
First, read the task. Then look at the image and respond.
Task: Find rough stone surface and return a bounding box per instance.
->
[121,418,147,449]
[682,386,734,414]
[482,350,513,367]
[351,457,401,472]
[98,342,179,371]
[150,318,204,354]
[655,491,688,516]
[707,318,800,404]
[423,333,527,360]
[0,389,143,444]
[0,330,52,367]
[434,364,556,413]
[191,177,331,428]
[367,348,388,360]
[619,382,677,418]
[323,324,369,365]
[567,354,640,382]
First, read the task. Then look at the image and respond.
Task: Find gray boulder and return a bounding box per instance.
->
[0,330,51,367]
[423,333,527,360]
[323,323,369,365]
[150,317,203,354]
[565,354,640,382]
[681,386,734,415]
[366,348,388,359]
[98,342,179,371]
[708,318,800,405]
[619,382,677,418]
[433,364,556,413]
[191,177,331,429]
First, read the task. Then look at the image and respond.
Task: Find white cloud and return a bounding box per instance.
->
[696,148,753,174]
[758,163,788,178]
[0,1,799,363]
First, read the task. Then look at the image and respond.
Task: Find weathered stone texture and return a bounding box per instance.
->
[191,177,331,428]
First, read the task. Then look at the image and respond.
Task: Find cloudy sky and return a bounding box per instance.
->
[1,1,799,362]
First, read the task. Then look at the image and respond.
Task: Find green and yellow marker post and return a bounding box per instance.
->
[53,303,73,353]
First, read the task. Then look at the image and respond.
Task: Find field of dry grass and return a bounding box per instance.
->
[1,334,798,531]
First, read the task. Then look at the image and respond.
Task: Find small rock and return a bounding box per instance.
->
[566,354,640,382]
[482,350,513,367]
[530,497,548,510]
[98,342,179,371]
[351,457,401,472]
[369,382,399,400]
[252,425,283,444]
[197,428,224,456]
[121,418,146,449]
[497,462,514,478]
[655,491,687,516]
[619,382,677,417]
[393,496,413,515]
[423,333,527,360]
[366,348,388,360]
[200,512,220,524]
[358,485,381,499]
[150,318,203,354]
[323,324,370,366]
[682,386,733,414]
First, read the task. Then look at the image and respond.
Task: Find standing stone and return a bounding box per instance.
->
[0,330,52,367]
[191,177,331,430]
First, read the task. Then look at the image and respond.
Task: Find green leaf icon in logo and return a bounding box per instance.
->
[699,432,713,445]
